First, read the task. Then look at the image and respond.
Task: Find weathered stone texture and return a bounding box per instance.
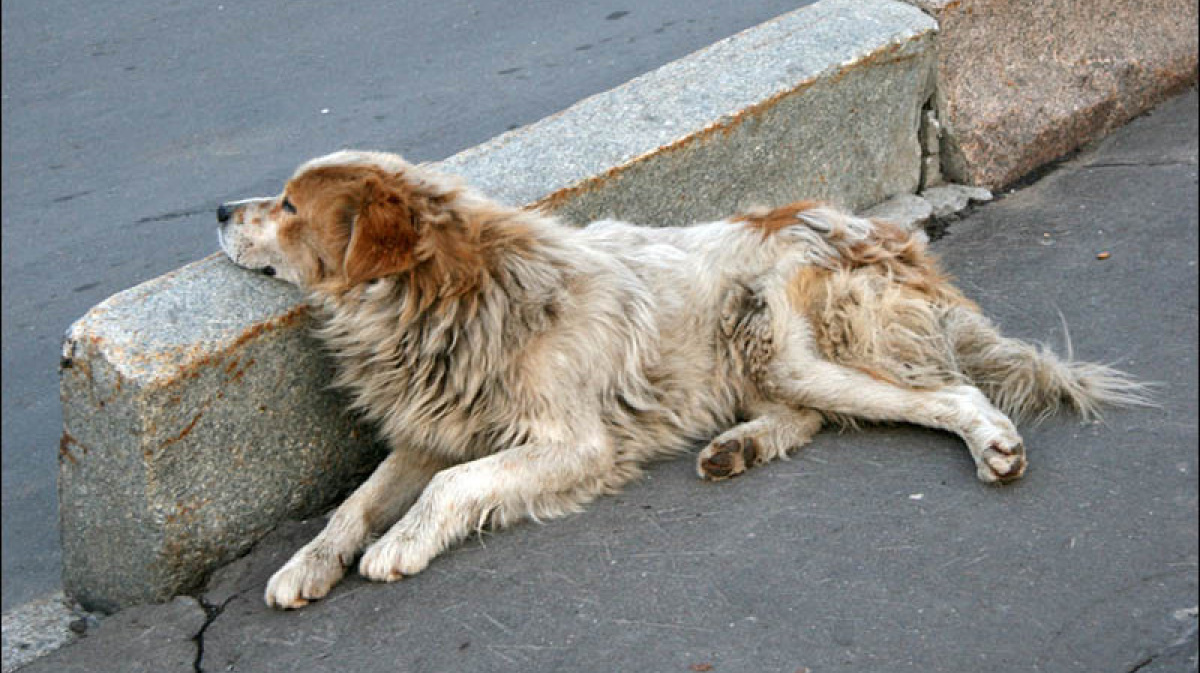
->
[59,256,388,612]
[445,0,937,220]
[915,0,1198,188]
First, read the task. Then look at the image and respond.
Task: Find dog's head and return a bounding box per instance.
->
[217,150,466,293]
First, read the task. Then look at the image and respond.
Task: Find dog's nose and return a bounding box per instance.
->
[217,203,233,223]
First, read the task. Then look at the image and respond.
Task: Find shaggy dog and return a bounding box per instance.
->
[217,150,1144,609]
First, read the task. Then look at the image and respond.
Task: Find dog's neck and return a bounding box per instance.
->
[310,210,575,354]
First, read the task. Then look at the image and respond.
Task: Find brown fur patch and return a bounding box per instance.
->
[785,220,979,392]
[848,363,910,388]
[344,176,421,286]
[840,218,975,309]
[734,200,824,238]
[785,265,829,317]
[279,165,538,306]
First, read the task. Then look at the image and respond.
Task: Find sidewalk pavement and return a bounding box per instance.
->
[20,88,1198,673]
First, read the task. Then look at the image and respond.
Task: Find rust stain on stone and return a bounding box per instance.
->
[233,305,310,350]
[146,304,310,385]
[229,357,257,384]
[159,411,204,452]
[165,497,212,525]
[59,431,83,465]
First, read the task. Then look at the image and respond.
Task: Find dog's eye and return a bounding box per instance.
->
[262,266,276,277]
[281,197,296,214]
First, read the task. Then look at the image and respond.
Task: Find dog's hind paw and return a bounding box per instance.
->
[697,437,760,480]
[975,439,1027,484]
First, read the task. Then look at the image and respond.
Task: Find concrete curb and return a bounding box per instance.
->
[442,0,936,222]
[52,0,1196,618]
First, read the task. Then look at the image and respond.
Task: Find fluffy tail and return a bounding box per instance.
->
[944,307,1155,423]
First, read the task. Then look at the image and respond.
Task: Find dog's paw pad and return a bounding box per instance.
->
[977,440,1027,483]
[698,438,759,480]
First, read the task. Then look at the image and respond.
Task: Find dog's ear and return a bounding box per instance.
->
[343,176,420,286]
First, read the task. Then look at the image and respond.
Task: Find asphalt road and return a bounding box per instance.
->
[0,0,813,612]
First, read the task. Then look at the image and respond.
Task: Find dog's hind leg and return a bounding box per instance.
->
[699,281,825,480]
[265,447,448,609]
[728,271,1025,484]
[763,351,1027,484]
[697,404,824,480]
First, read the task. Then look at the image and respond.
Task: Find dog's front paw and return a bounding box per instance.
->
[359,534,434,582]
[264,550,347,609]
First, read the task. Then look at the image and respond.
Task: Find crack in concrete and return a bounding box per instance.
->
[134,206,212,225]
[192,593,239,673]
[1127,652,1160,673]
[1125,626,1198,673]
[189,526,277,673]
[1121,604,1198,673]
[1082,159,1198,170]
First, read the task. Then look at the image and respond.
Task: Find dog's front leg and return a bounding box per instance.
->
[359,433,612,582]
[265,447,447,609]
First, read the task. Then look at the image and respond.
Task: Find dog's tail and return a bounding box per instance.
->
[944,307,1154,422]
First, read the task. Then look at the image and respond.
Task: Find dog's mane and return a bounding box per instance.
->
[308,194,578,458]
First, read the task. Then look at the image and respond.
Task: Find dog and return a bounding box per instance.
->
[216,150,1146,609]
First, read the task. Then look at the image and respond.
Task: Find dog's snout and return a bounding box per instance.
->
[217,203,234,224]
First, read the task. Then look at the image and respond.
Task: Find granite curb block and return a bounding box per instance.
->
[442,0,937,223]
[905,0,1199,189]
[57,0,939,613]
